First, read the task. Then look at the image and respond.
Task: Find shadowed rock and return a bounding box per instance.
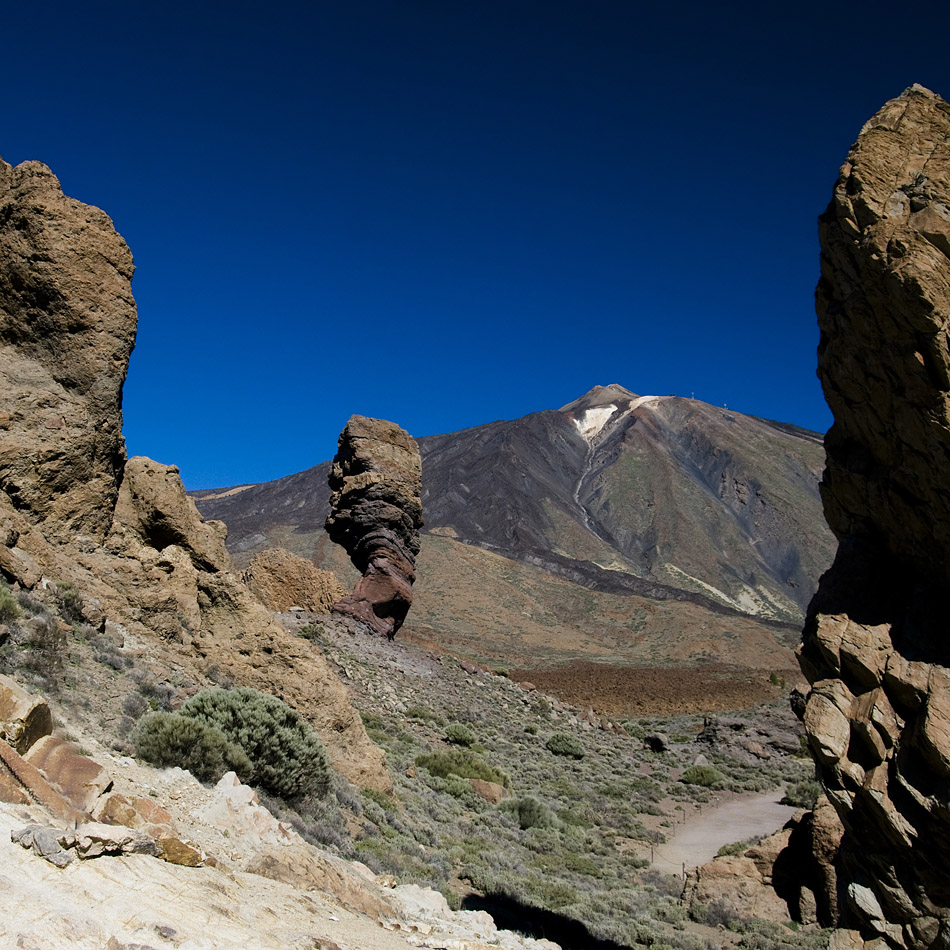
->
[325,415,423,638]
[800,84,950,949]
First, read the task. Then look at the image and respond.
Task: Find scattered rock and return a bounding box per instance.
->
[325,415,423,638]
[156,835,203,866]
[12,823,74,867]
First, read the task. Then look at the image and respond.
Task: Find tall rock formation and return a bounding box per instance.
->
[0,157,390,791]
[0,157,136,542]
[325,415,423,638]
[800,84,950,949]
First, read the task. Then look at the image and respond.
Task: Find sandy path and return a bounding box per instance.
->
[651,789,796,876]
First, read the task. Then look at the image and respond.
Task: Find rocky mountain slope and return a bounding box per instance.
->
[194,384,835,708]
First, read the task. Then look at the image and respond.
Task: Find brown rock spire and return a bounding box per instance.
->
[800,84,950,948]
[0,156,136,542]
[325,415,423,638]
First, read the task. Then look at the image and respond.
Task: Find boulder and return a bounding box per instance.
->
[800,84,950,948]
[685,853,792,924]
[24,735,112,813]
[0,673,52,754]
[0,737,85,824]
[325,415,423,638]
[242,548,346,613]
[468,779,508,804]
[111,457,231,573]
[93,792,177,838]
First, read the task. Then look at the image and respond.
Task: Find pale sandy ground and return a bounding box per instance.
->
[651,789,797,876]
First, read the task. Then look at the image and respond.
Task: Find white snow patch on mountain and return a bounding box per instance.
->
[573,396,660,441]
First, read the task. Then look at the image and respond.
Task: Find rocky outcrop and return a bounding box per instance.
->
[242,548,346,613]
[0,156,136,543]
[800,84,950,949]
[0,156,390,792]
[325,415,423,638]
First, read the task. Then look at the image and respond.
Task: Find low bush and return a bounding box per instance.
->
[53,582,84,625]
[782,779,821,809]
[415,748,509,787]
[0,584,21,623]
[546,732,585,759]
[180,687,332,800]
[502,795,560,830]
[680,764,726,788]
[133,712,253,783]
[444,722,476,746]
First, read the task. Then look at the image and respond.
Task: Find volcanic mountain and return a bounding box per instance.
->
[194,385,835,712]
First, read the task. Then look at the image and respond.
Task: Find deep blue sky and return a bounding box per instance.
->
[4,1,948,488]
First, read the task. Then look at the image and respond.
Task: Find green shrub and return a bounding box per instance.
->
[444,722,476,747]
[53,582,84,625]
[415,748,510,787]
[180,688,332,799]
[546,732,585,759]
[782,779,821,809]
[717,837,756,857]
[502,795,560,830]
[405,704,443,724]
[0,585,21,623]
[680,765,726,788]
[133,712,253,783]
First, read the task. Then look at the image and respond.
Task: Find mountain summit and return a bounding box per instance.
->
[194,389,835,702]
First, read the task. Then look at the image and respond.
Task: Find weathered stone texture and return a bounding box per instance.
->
[0,156,136,542]
[325,415,423,637]
[242,548,346,613]
[801,85,950,949]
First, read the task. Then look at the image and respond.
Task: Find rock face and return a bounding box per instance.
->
[0,156,390,792]
[325,415,423,638]
[800,84,950,949]
[0,157,136,543]
[242,548,346,613]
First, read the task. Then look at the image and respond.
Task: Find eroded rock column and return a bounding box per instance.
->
[800,84,950,950]
[325,415,423,638]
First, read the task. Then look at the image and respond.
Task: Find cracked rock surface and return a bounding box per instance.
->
[801,84,950,950]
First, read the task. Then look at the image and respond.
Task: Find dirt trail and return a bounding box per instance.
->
[651,789,797,876]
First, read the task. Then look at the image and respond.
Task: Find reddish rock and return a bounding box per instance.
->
[468,779,508,804]
[0,737,85,824]
[24,735,112,813]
